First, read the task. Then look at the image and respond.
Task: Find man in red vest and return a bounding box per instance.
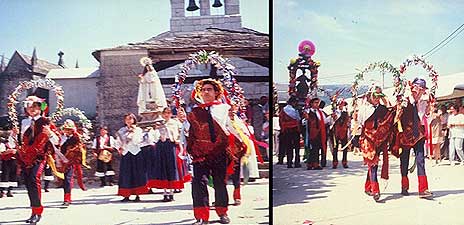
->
[278,96,301,168]
[304,97,328,170]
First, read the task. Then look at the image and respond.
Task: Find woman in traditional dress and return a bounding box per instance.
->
[147,110,182,202]
[116,113,148,202]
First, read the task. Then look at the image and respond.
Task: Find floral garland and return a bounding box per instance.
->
[7,78,64,138]
[288,40,321,103]
[172,50,246,111]
[351,61,402,109]
[399,54,439,99]
[51,107,93,142]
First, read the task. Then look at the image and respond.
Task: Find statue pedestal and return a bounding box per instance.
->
[138,111,160,129]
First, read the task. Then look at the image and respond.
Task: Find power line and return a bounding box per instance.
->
[423,23,464,57]
[424,26,464,59]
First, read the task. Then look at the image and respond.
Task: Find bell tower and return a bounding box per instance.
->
[170,0,242,33]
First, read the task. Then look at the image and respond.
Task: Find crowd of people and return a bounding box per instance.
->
[274,77,464,202]
[0,78,269,225]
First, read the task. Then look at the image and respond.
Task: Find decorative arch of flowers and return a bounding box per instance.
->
[172,50,246,111]
[7,78,64,142]
[51,107,93,143]
[351,61,402,109]
[399,54,439,101]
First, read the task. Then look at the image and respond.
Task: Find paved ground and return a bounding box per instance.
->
[0,179,269,225]
[273,152,464,225]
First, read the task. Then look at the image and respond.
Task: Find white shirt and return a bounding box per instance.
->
[309,108,329,124]
[91,134,117,149]
[448,114,464,138]
[116,126,143,156]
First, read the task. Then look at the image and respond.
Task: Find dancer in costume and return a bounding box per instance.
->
[358,85,395,202]
[16,96,60,223]
[392,78,433,199]
[187,79,232,225]
[58,119,88,207]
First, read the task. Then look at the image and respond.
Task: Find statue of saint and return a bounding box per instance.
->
[137,57,168,115]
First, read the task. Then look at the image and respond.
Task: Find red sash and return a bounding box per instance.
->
[317,109,327,153]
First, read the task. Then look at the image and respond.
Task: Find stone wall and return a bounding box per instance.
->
[170,14,242,32]
[96,50,148,133]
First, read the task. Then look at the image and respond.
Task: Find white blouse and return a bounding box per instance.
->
[116,126,143,156]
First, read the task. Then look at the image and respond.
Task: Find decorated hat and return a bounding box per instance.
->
[62,119,77,130]
[412,77,428,89]
[192,78,225,102]
[23,95,44,107]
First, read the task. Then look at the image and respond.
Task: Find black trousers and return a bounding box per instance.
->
[308,138,325,166]
[281,130,300,166]
[22,161,45,213]
[192,158,228,220]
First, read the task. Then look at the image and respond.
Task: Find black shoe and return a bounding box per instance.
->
[121,197,130,202]
[332,165,337,169]
[44,189,49,192]
[373,193,381,202]
[313,166,323,170]
[401,189,409,196]
[134,196,141,202]
[219,215,231,224]
[343,164,349,168]
[100,182,106,187]
[168,195,174,201]
[294,163,302,168]
[174,189,182,193]
[287,164,293,168]
[28,214,41,223]
[148,189,155,194]
[0,191,4,198]
[6,191,13,197]
[193,219,209,225]
[108,182,114,186]
[419,190,433,199]
[162,195,170,202]
[248,178,256,182]
[25,214,35,223]
[62,202,70,207]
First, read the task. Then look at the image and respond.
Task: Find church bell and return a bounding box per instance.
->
[186,0,200,11]
[212,0,223,8]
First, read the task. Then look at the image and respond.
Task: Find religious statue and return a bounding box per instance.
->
[137,57,168,115]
